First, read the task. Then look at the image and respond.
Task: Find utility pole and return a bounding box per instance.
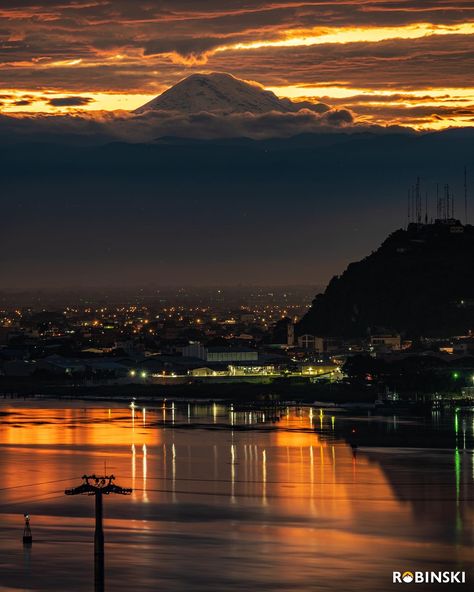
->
[65,475,132,592]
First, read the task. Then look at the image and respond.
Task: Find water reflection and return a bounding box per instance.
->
[0,401,473,591]
[171,442,176,503]
[231,443,236,504]
[131,443,136,491]
[142,444,148,503]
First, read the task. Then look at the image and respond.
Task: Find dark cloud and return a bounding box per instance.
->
[2,2,472,26]
[143,36,241,58]
[1,32,472,96]
[321,93,453,104]
[11,99,32,106]
[0,2,472,78]
[0,32,472,98]
[48,96,95,106]
[0,106,364,143]
[324,108,354,125]
[310,92,474,126]
[355,104,474,118]
[208,34,474,90]
[353,103,474,121]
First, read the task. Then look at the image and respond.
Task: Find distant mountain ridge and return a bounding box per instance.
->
[135,72,329,114]
[298,222,474,338]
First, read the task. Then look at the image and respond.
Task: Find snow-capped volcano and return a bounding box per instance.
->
[135,73,327,115]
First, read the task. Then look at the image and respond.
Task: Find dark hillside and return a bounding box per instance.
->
[298,221,474,338]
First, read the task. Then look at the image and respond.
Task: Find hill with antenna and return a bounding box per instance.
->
[298,220,474,338]
[407,171,469,225]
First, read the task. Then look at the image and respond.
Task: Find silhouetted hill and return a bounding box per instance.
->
[298,222,474,338]
[0,130,472,174]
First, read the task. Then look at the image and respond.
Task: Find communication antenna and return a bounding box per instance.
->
[444,184,447,219]
[436,183,440,219]
[407,189,411,225]
[445,184,450,220]
[416,177,421,223]
[409,184,413,223]
[465,166,468,224]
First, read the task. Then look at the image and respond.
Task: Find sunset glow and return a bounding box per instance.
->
[1,90,155,113]
[0,1,473,129]
[220,22,474,52]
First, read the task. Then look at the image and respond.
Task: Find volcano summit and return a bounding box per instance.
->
[135,73,329,115]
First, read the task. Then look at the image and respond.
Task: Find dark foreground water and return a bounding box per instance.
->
[0,400,473,592]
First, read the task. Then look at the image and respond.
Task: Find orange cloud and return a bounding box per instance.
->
[0,1,472,129]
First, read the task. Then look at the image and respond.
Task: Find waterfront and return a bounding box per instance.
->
[1,401,473,591]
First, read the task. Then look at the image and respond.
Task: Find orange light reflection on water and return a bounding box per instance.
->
[1,403,474,591]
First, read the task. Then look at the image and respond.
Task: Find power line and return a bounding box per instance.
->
[0,477,78,492]
[0,491,67,510]
[114,474,470,487]
[131,487,473,502]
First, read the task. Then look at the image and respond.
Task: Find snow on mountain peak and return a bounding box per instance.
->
[135,73,328,115]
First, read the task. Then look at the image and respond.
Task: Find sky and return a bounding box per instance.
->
[1,131,472,290]
[0,1,473,291]
[1,0,473,129]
